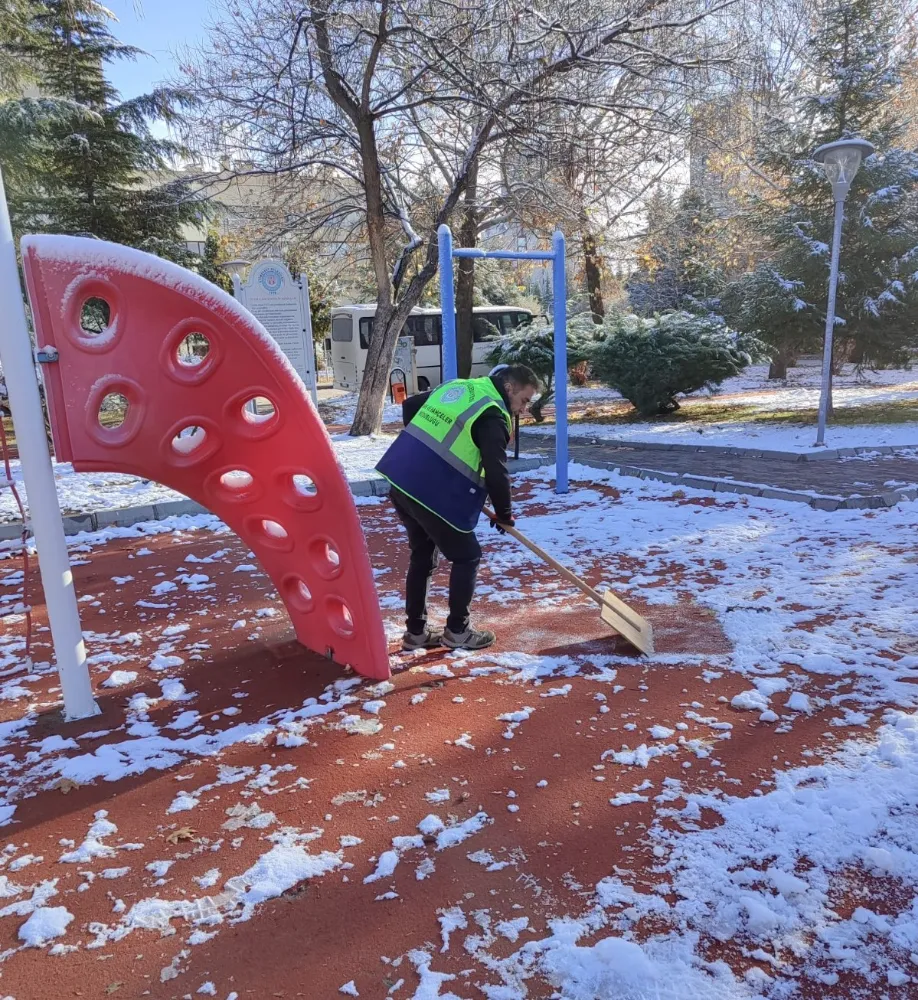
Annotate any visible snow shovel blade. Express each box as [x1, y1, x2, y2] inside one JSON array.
[[599, 590, 655, 655], [482, 506, 654, 655]]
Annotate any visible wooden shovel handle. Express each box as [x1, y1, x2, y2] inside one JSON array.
[[483, 506, 605, 607]]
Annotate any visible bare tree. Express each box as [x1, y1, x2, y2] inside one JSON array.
[[182, 0, 731, 434], [497, 94, 684, 323]]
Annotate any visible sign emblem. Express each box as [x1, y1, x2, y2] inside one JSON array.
[[257, 266, 285, 295], [441, 387, 466, 404]]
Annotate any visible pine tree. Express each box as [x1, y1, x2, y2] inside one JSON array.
[[0, 0, 93, 190], [194, 229, 233, 293], [590, 311, 763, 417], [627, 187, 677, 314], [486, 313, 594, 422], [627, 187, 722, 316], [3, 1, 206, 259], [0, 1, 34, 96], [723, 0, 918, 376]]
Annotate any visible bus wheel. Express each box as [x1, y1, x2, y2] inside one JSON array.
[[417, 376, 430, 391]]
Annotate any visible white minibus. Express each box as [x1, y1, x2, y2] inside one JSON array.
[[326, 304, 533, 391]]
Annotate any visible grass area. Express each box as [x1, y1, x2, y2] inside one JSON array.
[[1, 415, 26, 456], [529, 397, 918, 429]]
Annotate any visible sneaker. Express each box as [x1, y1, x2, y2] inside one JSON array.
[[401, 630, 443, 652], [442, 626, 495, 650]]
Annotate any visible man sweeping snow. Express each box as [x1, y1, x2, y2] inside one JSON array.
[[375, 364, 539, 651]]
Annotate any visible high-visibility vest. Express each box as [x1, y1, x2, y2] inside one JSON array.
[[375, 377, 511, 532]]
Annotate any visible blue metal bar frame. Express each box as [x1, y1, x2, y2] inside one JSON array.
[[437, 225, 457, 382], [437, 223, 568, 494]]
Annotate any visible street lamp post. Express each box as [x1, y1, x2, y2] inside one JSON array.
[[220, 258, 251, 294], [812, 137, 874, 447]]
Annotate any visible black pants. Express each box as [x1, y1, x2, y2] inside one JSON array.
[[390, 489, 481, 635]]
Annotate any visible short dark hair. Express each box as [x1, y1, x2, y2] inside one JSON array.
[[494, 364, 539, 392]]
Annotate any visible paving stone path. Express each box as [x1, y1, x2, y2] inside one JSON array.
[[522, 435, 918, 510]]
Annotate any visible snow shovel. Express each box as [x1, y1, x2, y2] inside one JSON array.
[[484, 507, 655, 655]]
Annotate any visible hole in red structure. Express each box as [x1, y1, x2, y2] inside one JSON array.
[[80, 297, 111, 337], [220, 470, 254, 491], [241, 397, 277, 424], [326, 597, 355, 638], [209, 467, 260, 505], [282, 575, 313, 614], [98, 392, 128, 429], [177, 332, 211, 367], [243, 514, 293, 551], [262, 519, 288, 541], [172, 425, 208, 456], [292, 474, 317, 497], [309, 538, 341, 579], [278, 469, 322, 512]]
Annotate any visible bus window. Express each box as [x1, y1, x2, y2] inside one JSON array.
[[472, 315, 501, 343], [501, 311, 531, 333], [332, 315, 353, 342], [406, 315, 441, 346], [359, 317, 373, 350], [362, 315, 441, 349]]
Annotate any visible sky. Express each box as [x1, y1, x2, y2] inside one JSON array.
[[105, 0, 214, 101]]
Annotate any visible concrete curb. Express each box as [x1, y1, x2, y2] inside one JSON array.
[[522, 432, 918, 463], [0, 458, 549, 541]]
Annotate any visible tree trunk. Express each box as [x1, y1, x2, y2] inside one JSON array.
[[583, 231, 604, 323], [768, 342, 795, 380], [310, 6, 479, 437], [529, 377, 553, 423], [455, 157, 479, 379], [768, 357, 787, 380], [325, 35, 494, 432], [351, 112, 402, 435]]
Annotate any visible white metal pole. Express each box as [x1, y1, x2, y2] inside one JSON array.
[[0, 168, 98, 720], [815, 198, 846, 447], [552, 230, 569, 494]]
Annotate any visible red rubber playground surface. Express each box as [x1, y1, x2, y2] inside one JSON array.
[[0, 467, 916, 998]]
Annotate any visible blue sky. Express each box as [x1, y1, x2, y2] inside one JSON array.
[[105, 0, 213, 100]]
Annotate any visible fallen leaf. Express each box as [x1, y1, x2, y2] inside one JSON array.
[[166, 827, 197, 845], [58, 778, 81, 795], [104, 984, 123, 995]]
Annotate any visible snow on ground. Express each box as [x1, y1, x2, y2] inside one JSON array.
[[317, 364, 918, 423], [320, 391, 404, 426], [544, 366, 918, 453], [4, 365, 914, 522], [1, 466, 179, 521], [327, 432, 392, 482], [403, 708, 918, 998], [528, 418, 918, 453], [697, 379, 918, 413], [569, 363, 918, 410], [715, 361, 918, 395], [0, 464, 916, 995], [540, 365, 918, 453], [0, 435, 395, 522]]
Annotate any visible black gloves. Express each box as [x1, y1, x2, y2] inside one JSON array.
[[491, 515, 515, 535]]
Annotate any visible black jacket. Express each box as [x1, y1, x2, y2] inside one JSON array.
[[402, 377, 513, 521]]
